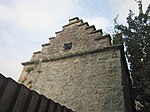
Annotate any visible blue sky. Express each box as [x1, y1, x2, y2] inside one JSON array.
[[0, 0, 149, 81]]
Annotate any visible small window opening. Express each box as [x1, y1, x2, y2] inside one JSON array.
[[64, 42, 72, 50]]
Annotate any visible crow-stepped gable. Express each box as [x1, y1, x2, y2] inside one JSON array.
[[19, 17, 132, 112]]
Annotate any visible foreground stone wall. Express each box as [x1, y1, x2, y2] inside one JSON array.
[[0, 74, 74, 112], [19, 17, 132, 112]]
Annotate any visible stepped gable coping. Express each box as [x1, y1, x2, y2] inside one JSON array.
[[22, 61, 37, 66], [95, 34, 111, 41], [41, 43, 50, 47], [49, 37, 55, 40], [95, 34, 112, 45], [33, 51, 42, 54], [89, 29, 103, 35], [42, 45, 122, 62], [63, 19, 83, 28], [77, 22, 89, 27], [55, 31, 62, 34], [69, 17, 79, 21], [85, 25, 96, 30]]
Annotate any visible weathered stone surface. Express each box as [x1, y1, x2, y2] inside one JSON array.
[[18, 18, 132, 112]]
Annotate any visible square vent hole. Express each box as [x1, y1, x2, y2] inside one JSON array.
[[64, 42, 72, 50]]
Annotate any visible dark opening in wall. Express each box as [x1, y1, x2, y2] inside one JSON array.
[[64, 42, 72, 50]]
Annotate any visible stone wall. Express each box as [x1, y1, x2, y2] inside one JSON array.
[[18, 17, 132, 112]]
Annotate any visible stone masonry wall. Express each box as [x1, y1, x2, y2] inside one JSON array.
[[18, 17, 130, 112]]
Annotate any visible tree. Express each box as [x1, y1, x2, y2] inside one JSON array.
[[114, 0, 150, 111]]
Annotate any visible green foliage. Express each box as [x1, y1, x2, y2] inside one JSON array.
[[114, 1, 150, 111], [25, 66, 34, 73], [113, 33, 124, 45], [25, 61, 39, 74]]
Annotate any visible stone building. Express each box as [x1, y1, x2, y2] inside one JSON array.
[[19, 17, 133, 112]]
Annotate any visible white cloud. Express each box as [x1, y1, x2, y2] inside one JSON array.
[[0, 54, 23, 81], [84, 17, 112, 33], [0, 30, 23, 80], [110, 0, 150, 24], [0, 0, 80, 32], [0, 0, 80, 80]]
